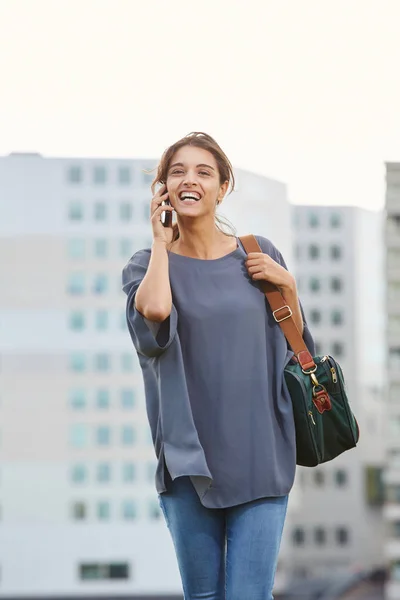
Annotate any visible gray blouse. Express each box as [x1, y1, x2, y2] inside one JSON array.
[[122, 235, 315, 509]]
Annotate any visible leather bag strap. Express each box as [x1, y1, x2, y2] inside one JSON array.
[[239, 234, 316, 372]]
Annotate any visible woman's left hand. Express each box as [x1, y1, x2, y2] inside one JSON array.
[[245, 252, 295, 290]]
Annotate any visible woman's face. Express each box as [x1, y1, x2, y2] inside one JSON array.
[[165, 145, 228, 219]]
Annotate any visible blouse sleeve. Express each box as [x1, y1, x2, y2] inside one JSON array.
[[257, 236, 316, 356], [121, 250, 178, 358]]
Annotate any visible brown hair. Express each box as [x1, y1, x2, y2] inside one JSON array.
[[149, 132, 236, 242]]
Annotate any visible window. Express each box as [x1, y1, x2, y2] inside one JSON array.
[[310, 309, 321, 325], [309, 245, 320, 260], [93, 166, 107, 184], [122, 499, 137, 520], [308, 212, 319, 228], [122, 463, 136, 482], [120, 238, 133, 257], [97, 501, 111, 520], [336, 527, 349, 545], [96, 426, 111, 446], [121, 353, 135, 372], [292, 527, 305, 546], [148, 499, 162, 520], [94, 239, 108, 258], [96, 389, 110, 409], [68, 166, 83, 183], [95, 310, 109, 331], [309, 277, 321, 292], [330, 245, 342, 260], [67, 272, 85, 295], [314, 470, 325, 486], [94, 202, 107, 221], [331, 277, 342, 292], [142, 169, 154, 185], [68, 201, 84, 221], [122, 425, 136, 446], [330, 212, 341, 228], [80, 563, 129, 581], [70, 424, 88, 448], [68, 239, 86, 259], [335, 469, 347, 487], [70, 353, 86, 372], [120, 202, 133, 221], [97, 463, 111, 482], [118, 166, 132, 185], [72, 501, 86, 520], [331, 310, 343, 326], [314, 527, 326, 545], [69, 388, 86, 410], [389, 348, 400, 370], [71, 464, 87, 483], [69, 311, 85, 331], [332, 342, 344, 357], [95, 353, 110, 372], [93, 274, 108, 295], [121, 389, 135, 409]]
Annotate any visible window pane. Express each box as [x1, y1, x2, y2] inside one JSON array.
[[148, 499, 162, 520], [309, 277, 321, 292], [68, 239, 86, 259], [70, 353, 86, 372], [310, 309, 321, 325], [309, 245, 320, 259], [122, 463, 136, 482], [118, 166, 132, 185], [97, 463, 111, 482], [96, 389, 110, 409], [71, 464, 87, 483], [93, 166, 107, 184], [72, 501, 86, 520], [93, 274, 108, 295], [122, 499, 137, 520], [67, 166, 82, 183], [292, 527, 305, 545], [120, 203, 133, 221], [314, 527, 326, 545], [67, 272, 85, 295], [70, 424, 88, 448], [335, 469, 347, 486], [120, 238, 133, 257], [314, 470, 324, 485], [97, 501, 111, 520], [330, 245, 342, 260], [122, 425, 136, 446], [332, 342, 344, 357], [330, 213, 341, 228], [121, 353, 135, 372], [94, 202, 107, 221], [308, 213, 319, 228], [96, 426, 111, 446], [68, 201, 84, 221], [69, 311, 85, 331], [94, 239, 108, 258], [331, 277, 342, 292], [69, 388, 86, 410], [332, 310, 343, 325], [95, 353, 110, 372], [121, 389, 135, 409], [336, 527, 349, 545], [95, 310, 109, 331]]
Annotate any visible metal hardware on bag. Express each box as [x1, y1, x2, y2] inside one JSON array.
[[310, 373, 319, 387], [320, 355, 328, 363], [330, 367, 338, 383], [308, 411, 316, 426], [312, 384, 327, 402], [301, 365, 317, 375], [273, 305, 293, 323]]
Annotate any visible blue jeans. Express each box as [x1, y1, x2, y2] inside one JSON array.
[[158, 475, 288, 600]]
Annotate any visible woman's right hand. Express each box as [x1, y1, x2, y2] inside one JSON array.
[[151, 184, 175, 245]]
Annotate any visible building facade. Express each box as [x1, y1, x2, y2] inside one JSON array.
[[0, 153, 295, 597], [287, 205, 386, 580], [383, 162, 400, 599]]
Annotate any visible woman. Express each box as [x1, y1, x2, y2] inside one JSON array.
[[122, 132, 314, 600]]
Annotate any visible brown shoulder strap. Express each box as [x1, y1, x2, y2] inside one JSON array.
[[239, 234, 315, 372]]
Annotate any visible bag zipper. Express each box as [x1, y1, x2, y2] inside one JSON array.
[[285, 370, 320, 462]]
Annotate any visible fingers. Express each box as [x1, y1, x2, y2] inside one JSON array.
[[151, 204, 174, 219]]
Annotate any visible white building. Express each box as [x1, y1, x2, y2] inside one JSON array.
[[287, 205, 386, 580], [0, 152, 295, 598], [383, 162, 400, 600]]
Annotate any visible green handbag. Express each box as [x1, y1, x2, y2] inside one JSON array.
[[239, 235, 360, 467]]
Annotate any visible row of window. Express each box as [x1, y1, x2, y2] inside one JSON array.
[[69, 353, 135, 373], [67, 272, 125, 295], [313, 341, 345, 357], [70, 462, 152, 484], [295, 244, 342, 261], [67, 165, 153, 186], [69, 311, 129, 332], [69, 388, 136, 410], [68, 200, 150, 222], [67, 238, 144, 260], [297, 276, 344, 293], [294, 211, 342, 229], [70, 424, 140, 447], [298, 468, 348, 487], [71, 498, 160, 521], [80, 562, 130, 581], [292, 526, 350, 546], [307, 309, 344, 326]]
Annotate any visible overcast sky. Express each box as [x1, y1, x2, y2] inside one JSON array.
[[1, 0, 400, 210]]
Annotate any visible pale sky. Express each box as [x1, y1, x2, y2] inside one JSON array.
[[1, 0, 400, 210]]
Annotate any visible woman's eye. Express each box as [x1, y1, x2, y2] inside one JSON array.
[[171, 170, 184, 175], [199, 171, 210, 176]]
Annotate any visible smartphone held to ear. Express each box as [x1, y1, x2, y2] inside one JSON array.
[[161, 199, 172, 228]]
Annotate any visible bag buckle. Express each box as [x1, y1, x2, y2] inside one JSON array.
[[273, 305, 292, 323]]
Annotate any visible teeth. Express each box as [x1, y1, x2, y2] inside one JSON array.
[[180, 193, 200, 201]]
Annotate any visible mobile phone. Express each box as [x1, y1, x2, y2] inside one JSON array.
[[161, 199, 172, 228]]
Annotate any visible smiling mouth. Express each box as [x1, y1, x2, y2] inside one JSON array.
[[179, 192, 201, 203]]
